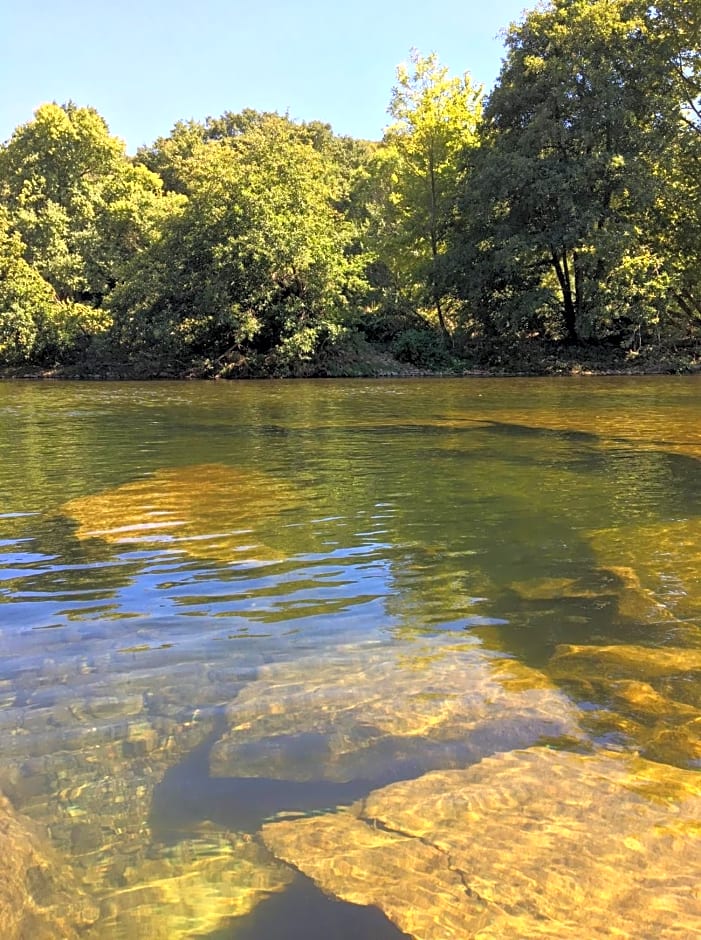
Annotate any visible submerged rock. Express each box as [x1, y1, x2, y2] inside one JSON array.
[[589, 518, 701, 631], [509, 565, 663, 625], [210, 637, 582, 782], [551, 642, 701, 679], [549, 642, 701, 765], [0, 790, 98, 938], [262, 747, 701, 939], [0, 662, 225, 932], [61, 462, 300, 564], [0, 553, 286, 936], [0, 698, 291, 937]]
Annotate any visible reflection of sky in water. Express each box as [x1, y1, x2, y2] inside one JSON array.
[[0, 528, 505, 680]]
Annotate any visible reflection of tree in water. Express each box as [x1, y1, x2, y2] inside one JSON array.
[[381, 420, 701, 647], [0, 513, 143, 603]]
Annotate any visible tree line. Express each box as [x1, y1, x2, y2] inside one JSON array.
[[1, 0, 699, 377]]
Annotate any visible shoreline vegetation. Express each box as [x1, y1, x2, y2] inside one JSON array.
[[3, 340, 701, 381], [1, 0, 699, 382]]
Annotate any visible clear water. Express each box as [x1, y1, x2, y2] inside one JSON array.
[[1, 377, 700, 937]]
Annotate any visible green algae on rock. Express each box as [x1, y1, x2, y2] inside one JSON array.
[[262, 747, 701, 939]]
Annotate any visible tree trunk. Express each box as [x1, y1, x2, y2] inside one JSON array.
[[551, 248, 578, 343], [428, 147, 451, 343], [675, 289, 701, 320]]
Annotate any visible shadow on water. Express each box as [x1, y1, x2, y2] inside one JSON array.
[[206, 872, 411, 940], [481, 419, 598, 443], [150, 711, 409, 839], [151, 711, 413, 940]]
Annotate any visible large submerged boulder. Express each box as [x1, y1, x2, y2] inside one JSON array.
[[210, 637, 583, 782], [551, 642, 701, 679], [262, 747, 701, 939], [61, 462, 300, 564]]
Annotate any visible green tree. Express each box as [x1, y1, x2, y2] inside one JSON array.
[[0, 210, 55, 363], [643, 0, 701, 332], [137, 111, 375, 200], [110, 116, 358, 375], [450, 0, 681, 346], [373, 51, 482, 340], [649, 0, 700, 135], [0, 207, 103, 366], [0, 103, 177, 307]]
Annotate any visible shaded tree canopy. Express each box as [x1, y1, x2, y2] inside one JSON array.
[[447, 0, 697, 347]]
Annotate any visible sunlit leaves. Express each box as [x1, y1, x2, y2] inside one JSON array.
[[369, 51, 482, 338], [110, 114, 358, 374], [1, 9, 699, 374], [0, 102, 178, 307], [449, 0, 689, 345], [0, 207, 112, 365]]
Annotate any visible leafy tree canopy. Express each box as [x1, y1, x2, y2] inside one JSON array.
[[111, 115, 360, 375], [368, 51, 482, 339], [0, 102, 178, 306], [448, 0, 691, 346]]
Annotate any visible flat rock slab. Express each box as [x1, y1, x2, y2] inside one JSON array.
[[262, 747, 701, 939], [210, 638, 582, 782], [590, 518, 701, 629], [551, 642, 701, 680], [508, 565, 669, 626]]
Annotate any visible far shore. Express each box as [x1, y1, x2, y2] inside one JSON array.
[[2, 346, 700, 383]]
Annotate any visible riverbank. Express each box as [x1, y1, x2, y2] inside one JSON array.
[[2, 338, 700, 381]]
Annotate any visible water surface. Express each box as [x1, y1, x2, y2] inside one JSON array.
[[1, 377, 700, 937]]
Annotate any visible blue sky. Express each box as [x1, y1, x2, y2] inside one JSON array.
[[2, 1, 528, 153]]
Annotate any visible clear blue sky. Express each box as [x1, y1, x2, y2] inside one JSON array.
[[2, 1, 529, 153]]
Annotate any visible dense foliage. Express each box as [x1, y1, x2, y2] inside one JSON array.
[[1, 0, 699, 377]]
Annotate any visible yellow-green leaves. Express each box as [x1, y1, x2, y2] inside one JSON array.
[[450, 0, 687, 345], [372, 51, 482, 338], [108, 113, 359, 376], [0, 103, 174, 307]]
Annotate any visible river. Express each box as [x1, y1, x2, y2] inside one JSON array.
[[1, 377, 700, 937]]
